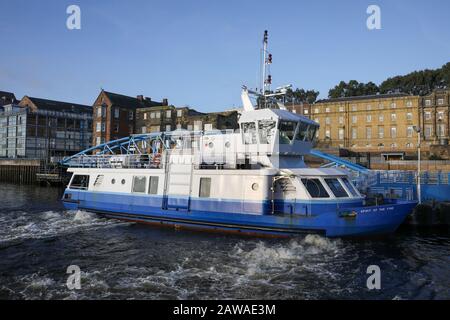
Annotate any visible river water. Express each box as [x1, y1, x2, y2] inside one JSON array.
[[0, 183, 448, 300]]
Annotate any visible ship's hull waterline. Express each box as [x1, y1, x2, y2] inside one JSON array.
[[62, 190, 417, 237]]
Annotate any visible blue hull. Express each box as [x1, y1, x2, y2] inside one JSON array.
[[62, 190, 417, 237]]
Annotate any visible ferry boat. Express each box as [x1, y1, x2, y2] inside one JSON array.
[[61, 32, 417, 237]]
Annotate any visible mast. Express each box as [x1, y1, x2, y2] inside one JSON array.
[[261, 30, 272, 108]]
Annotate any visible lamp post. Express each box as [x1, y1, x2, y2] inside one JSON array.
[[413, 126, 421, 204]]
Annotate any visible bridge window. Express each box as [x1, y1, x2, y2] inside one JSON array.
[[301, 178, 330, 198], [132, 176, 147, 193], [242, 122, 257, 144], [199, 177, 211, 198], [341, 177, 359, 197], [258, 120, 276, 144], [296, 122, 309, 141], [307, 126, 318, 141], [324, 178, 348, 198], [148, 176, 159, 195], [279, 121, 297, 144], [69, 175, 90, 190]]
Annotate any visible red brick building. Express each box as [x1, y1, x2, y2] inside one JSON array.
[[92, 90, 168, 145]]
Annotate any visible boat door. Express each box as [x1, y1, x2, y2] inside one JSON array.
[[163, 156, 193, 211]]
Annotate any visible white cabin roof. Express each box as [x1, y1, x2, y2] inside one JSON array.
[[238, 108, 318, 127]]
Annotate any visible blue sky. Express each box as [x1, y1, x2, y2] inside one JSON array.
[[0, 0, 449, 112]]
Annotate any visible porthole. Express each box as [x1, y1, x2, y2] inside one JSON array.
[[252, 183, 259, 191], [111, 179, 116, 184], [208, 142, 214, 148], [121, 179, 126, 185], [225, 141, 231, 148]]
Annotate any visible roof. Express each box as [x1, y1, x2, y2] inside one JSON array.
[[0, 91, 17, 104], [102, 91, 165, 109], [239, 108, 318, 126], [23, 96, 92, 113], [316, 93, 411, 104]]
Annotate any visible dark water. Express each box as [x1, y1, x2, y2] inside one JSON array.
[[0, 184, 449, 300]]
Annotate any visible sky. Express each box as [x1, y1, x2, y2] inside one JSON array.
[[0, 0, 449, 112]]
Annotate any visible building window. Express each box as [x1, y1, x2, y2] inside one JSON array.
[[391, 113, 397, 122], [351, 127, 357, 139], [339, 105, 344, 112], [378, 103, 384, 109], [96, 122, 101, 132], [141, 126, 147, 133], [97, 106, 102, 117], [438, 124, 445, 137], [390, 127, 397, 138], [391, 102, 396, 108], [406, 100, 412, 107], [339, 116, 344, 125], [406, 113, 412, 121], [366, 105, 371, 111], [406, 143, 413, 148], [425, 111, 431, 120], [96, 136, 101, 145], [366, 127, 372, 139], [187, 124, 193, 131], [303, 109, 309, 114], [114, 124, 119, 133], [148, 176, 159, 194], [425, 99, 431, 106], [166, 110, 171, 118], [101, 123, 105, 132], [325, 107, 330, 113], [366, 115, 372, 123], [378, 126, 384, 139], [325, 129, 331, 139], [351, 105, 357, 112], [338, 128, 344, 140], [314, 108, 319, 114], [199, 177, 211, 198], [437, 111, 444, 120], [425, 125, 432, 138], [325, 117, 330, 125], [128, 111, 134, 120], [407, 126, 413, 138], [379, 114, 384, 122], [150, 112, 155, 119], [177, 110, 183, 117], [391, 143, 397, 149], [143, 113, 148, 120], [204, 123, 213, 131], [132, 176, 147, 193], [352, 116, 357, 124], [165, 125, 171, 132], [114, 108, 120, 119], [156, 112, 161, 119], [438, 98, 444, 105]]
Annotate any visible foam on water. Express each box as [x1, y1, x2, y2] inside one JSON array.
[[0, 209, 130, 245]]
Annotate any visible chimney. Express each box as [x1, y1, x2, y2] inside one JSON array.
[[162, 98, 168, 106], [137, 95, 144, 101]]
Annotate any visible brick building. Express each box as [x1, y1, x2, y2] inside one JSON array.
[[285, 101, 312, 118], [91, 90, 168, 145], [0, 91, 17, 107]]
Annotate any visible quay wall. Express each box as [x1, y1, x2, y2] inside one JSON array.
[[0, 159, 41, 184]]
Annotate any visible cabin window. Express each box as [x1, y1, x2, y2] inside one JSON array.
[[301, 178, 330, 198], [279, 121, 297, 144], [242, 122, 257, 144], [307, 126, 318, 141], [132, 176, 147, 193], [70, 175, 90, 190], [258, 120, 276, 144], [199, 177, 211, 198], [341, 177, 359, 197], [324, 178, 348, 198], [296, 122, 309, 141], [148, 176, 159, 195]]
